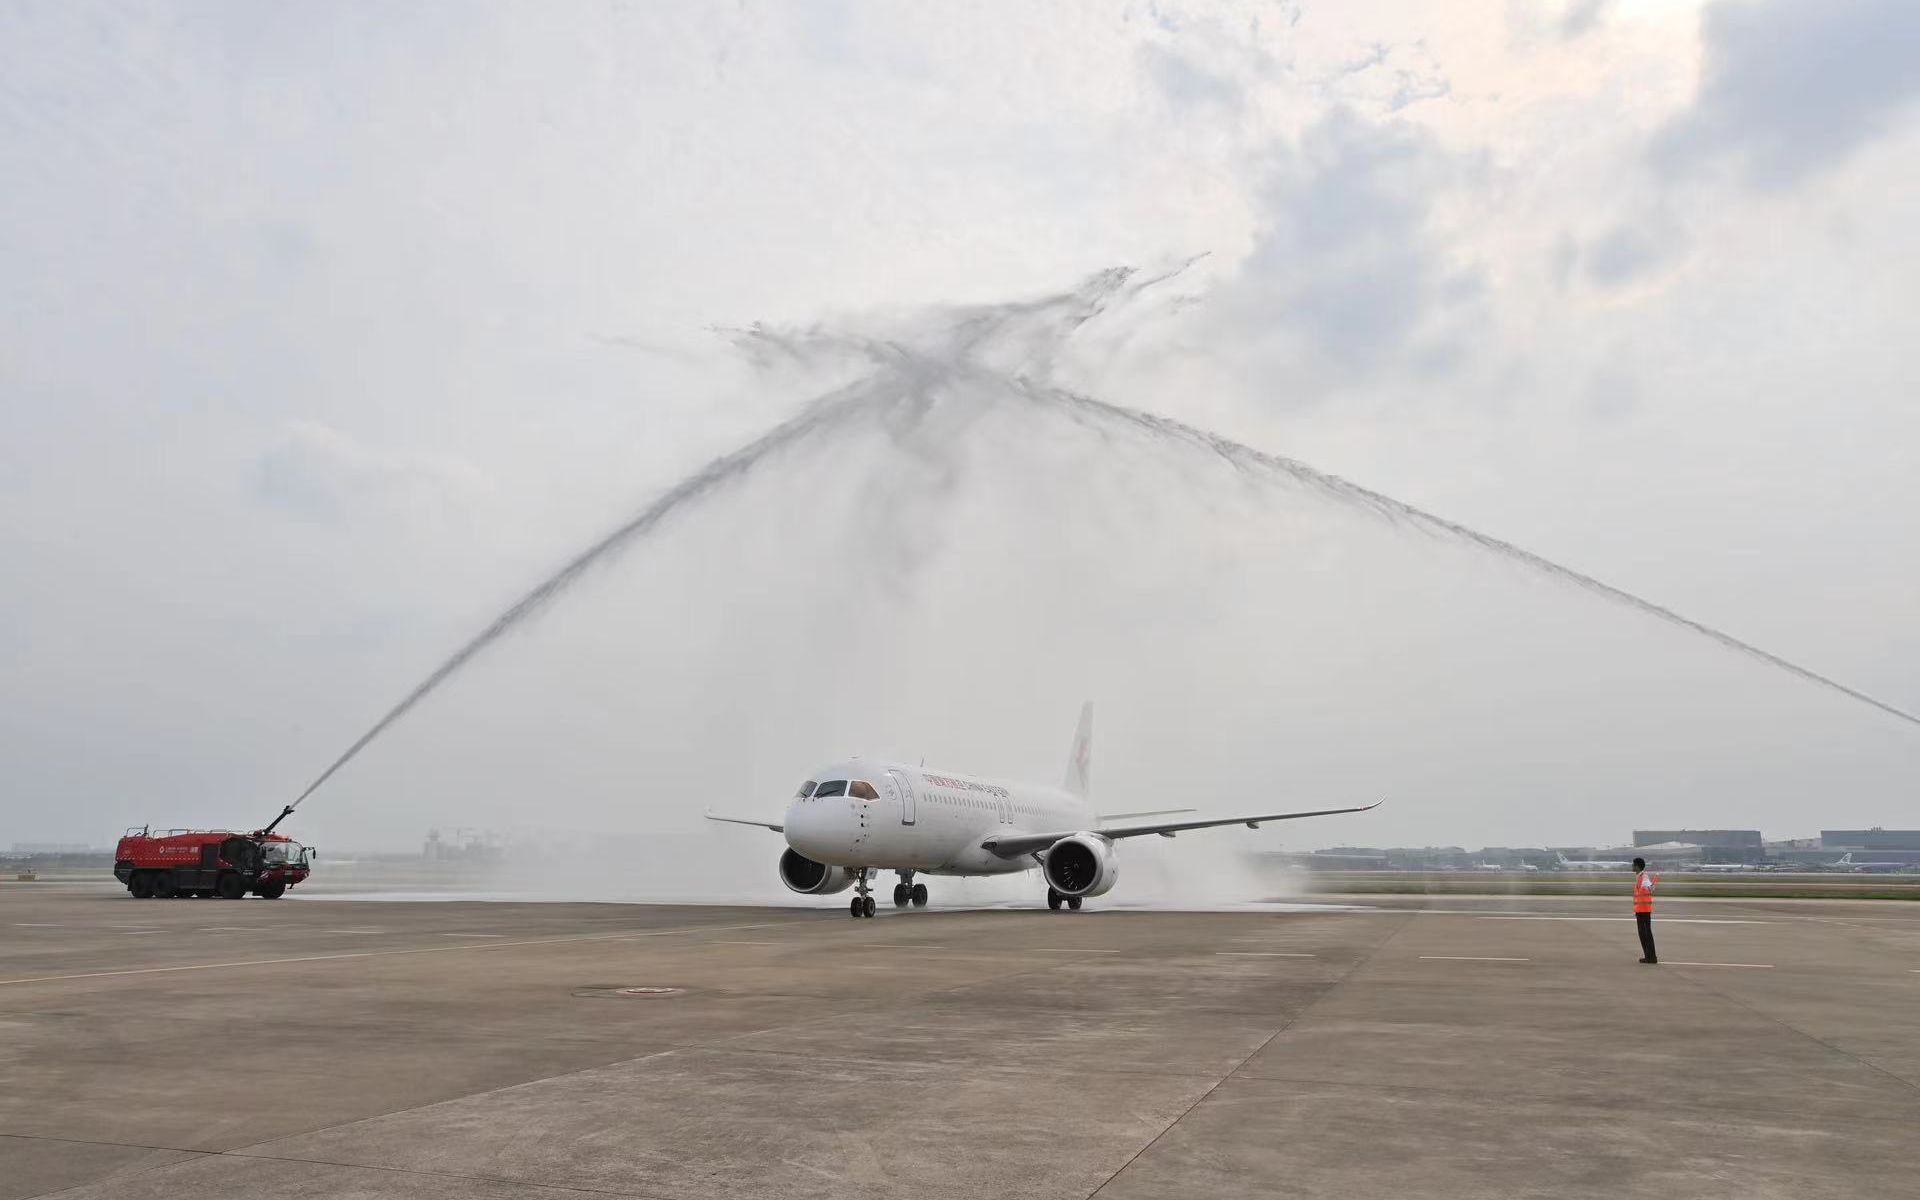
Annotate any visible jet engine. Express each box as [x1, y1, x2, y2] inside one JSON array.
[[1041, 833, 1119, 898], [779, 848, 855, 896]]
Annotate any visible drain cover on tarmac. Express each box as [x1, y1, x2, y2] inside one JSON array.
[[571, 984, 687, 999]]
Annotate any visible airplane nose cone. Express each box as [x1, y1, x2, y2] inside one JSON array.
[[783, 799, 845, 862]]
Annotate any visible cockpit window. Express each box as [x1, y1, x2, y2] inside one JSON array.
[[849, 780, 879, 800], [795, 781, 816, 798], [813, 780, 848, 798]]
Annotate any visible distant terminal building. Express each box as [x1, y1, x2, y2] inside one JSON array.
[[1633, 830, 1762, 865], [1819, 829, 1920, 867], [1760, 829, 1920, 869]]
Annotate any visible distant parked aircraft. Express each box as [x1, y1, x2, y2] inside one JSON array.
[[1827, 852, 1906, 873], [1555, 851, 1633, 871]]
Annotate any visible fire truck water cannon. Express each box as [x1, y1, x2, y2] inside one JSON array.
[[113, 804, 316, 900]]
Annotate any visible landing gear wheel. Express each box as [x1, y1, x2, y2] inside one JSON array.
[[911, 883, 928, 907], [893, 884, 908, 907], [1047, 888, 1063, 911], [216, 873, 247, 900], [129, 872, 154, 899], [849, 868, 877, 918], [1067, 896, 1083, 911], [150, 872, 176, 899]]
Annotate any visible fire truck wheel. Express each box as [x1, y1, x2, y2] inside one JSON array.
[[216, 873, 247, 900], [258, 884, 286, 899], [129, 872, 155, 899], [150, 872, 176, 899]]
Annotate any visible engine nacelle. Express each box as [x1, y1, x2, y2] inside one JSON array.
[[1042, 833, 1119, 898], [779, 848, 855, 896]]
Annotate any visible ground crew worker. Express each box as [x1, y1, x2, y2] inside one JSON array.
[[1633, 856, 1658, 964]]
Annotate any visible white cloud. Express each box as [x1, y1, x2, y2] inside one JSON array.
[[1652, 0, 1920, 188], [1581, 207, 1690, 289], [1174, 106, 1488, 405], [255, 422, 486, 522]]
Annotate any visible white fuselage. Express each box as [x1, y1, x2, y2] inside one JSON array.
[[783, 759, 1090, 875]]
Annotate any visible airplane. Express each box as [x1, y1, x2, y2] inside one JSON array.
[[1554, 851, 1635, 871], [1689, 860, 1764, 873], [1827, 852, 1907, 873], [707, 703, 1379, 917]]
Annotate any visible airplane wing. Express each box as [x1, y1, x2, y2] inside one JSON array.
[[980, 801, 1381, 860], [705, 812, 784, 833]]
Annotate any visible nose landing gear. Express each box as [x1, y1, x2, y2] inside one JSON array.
[[849, 869, 877, 918]]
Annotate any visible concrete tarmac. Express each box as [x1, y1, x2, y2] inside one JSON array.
[[3, 884, 1917, 1199]]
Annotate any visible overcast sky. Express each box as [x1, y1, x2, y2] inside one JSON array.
[[3, 1, 1917, 862]]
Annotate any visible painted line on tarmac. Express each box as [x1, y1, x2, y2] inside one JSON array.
[[1479, 916, 1765, 924], [0, 951, 381, 984], [1666, 961, 1774, 969], [12, 923, 63, 927], [318, 929, 388, 935], [1419, 955, 1531, 963], [0, 918, 818, 987], [1217, 951, 1316, 957], [616, 922, 799, 938], [1360, 907, 1778, 922]]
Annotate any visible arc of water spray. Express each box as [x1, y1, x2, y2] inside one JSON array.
[[288, 268, 1919, 810], [1037, 383, 1920, 732], [285, 378, 887, 810]]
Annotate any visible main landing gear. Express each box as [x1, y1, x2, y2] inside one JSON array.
[[851, 870, 932, 918], [849, 869, 877, 919], [892, 870, 929, 909], [1046, 887, 1082, 912]]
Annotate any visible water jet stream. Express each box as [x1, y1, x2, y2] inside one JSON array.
[[286, 376, 886, 808], [287, 270, 1918, 809], [1038, 384, 1920, 732]]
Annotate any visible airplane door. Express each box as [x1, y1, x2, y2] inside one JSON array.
[[887, 769, 916, 826]]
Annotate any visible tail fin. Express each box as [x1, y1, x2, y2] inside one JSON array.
[[1064, 701, 1093, 800]]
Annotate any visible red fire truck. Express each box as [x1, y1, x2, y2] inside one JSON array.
[[114, 806, 313, 899]]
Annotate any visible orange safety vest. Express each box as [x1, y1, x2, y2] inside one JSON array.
[[1633, 871, 1657, 914]]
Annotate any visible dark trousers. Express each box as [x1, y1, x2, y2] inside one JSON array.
[[1636, 912, 1657, 962]]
